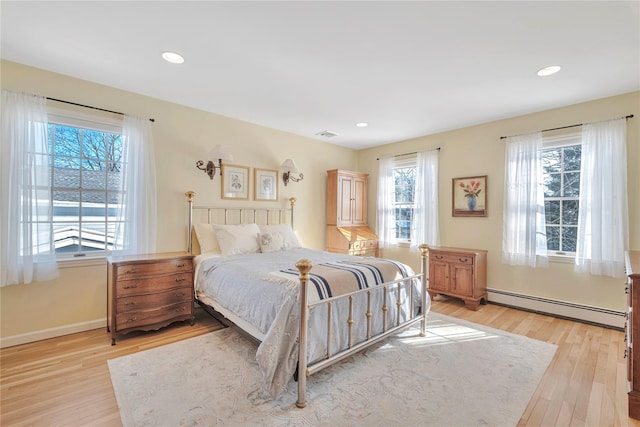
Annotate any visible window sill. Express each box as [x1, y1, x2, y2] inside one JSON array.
[[57, 256, 107, 269], [548, 254, 575, 264]]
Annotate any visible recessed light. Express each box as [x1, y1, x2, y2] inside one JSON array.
[[162, 51, 185, 64], [537, 65, 561, 77], [355, 122, 368, 128]]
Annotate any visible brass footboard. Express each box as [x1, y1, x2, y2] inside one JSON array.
[[296, 245, 429, 408]]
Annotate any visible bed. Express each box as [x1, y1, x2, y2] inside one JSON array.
[[185, 191, 430, 407]]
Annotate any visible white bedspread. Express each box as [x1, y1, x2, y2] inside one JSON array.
[[195, 248, 429, 398]]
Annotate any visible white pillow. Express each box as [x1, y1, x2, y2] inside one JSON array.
[[259, 232, 285, 253], [213, 223, 261, 256], [258, 224, 301, 249], [193, 223, 221, 254]]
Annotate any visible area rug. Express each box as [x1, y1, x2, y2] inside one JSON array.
[[108, 312, 556, 427]]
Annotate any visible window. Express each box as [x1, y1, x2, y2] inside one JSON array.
[[541, 137, 581, 257], [47, 112, 124, 258], [393, 159, 416, 242]]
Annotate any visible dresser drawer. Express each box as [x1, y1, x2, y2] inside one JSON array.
[[117, 287, 193, 312], [116, 258, 193, 280], [350, 239, 377, 251], [349, 248, 377, 257], [116, 301, 192, 330], [116, 272, 193, 296], [431, 252, 474, 265]]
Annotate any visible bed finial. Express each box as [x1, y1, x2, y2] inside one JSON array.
[[185, 191, 196, 202]]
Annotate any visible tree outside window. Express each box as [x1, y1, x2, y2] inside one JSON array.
[[542, 144, 581, 255], [393, 166, 416, 241], [48, 123, 124, 256]]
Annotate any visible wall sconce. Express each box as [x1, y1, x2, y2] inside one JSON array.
[[196, 145, 233, 180], [280, 158, 304, 186]]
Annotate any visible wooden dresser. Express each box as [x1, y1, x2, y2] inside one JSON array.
[[427, 246, 487, 310], [326, 169, 378, 256], [107, 252, 195, 345], [626, 250, 640, 419]]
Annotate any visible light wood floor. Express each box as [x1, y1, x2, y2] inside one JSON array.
[[1, 299, 640, 426]]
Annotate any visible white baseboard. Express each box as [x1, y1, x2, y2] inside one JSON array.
[[487, 288, 625, 330], [1, 318, 106, 349]]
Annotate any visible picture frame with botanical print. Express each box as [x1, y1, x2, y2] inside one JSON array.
[[221, 164, 250, 200], [254, 168, 278, 201], [452, 175, 487, 217]]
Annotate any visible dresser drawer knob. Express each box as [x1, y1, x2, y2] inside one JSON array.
[[124, 268, 139, 274], [175, 292, 186, 297], [458, 257, 469, 263], [175, 277, 186, 283], [126, 318, 136, 323], [175, 307, 185, 312], [435, 255, 444, 260], [123, 301, 136, 306], [122, 284, 138, 290]]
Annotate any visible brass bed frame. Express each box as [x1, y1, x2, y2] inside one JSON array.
[[185, 191, 429, 408]]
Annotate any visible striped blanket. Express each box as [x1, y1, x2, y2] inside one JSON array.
[[272, 257, 415, 302]]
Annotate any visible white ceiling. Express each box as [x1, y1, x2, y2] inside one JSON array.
[[2, 1, 639, 149]]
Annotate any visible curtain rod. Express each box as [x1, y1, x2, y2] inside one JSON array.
[[499, 114, 633, 140], [47, 97, 155, 122], [376, 147, 440, 161]]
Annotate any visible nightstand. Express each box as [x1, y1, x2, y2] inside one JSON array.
[[107, 252, 195, 345]]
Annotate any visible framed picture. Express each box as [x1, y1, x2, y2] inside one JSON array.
[[221, 164, 250, 200], [254, 168, 278, 201], [452, 175, 487, 217]]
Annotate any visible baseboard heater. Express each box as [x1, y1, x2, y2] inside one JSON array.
[[487, 288, 625, 330]]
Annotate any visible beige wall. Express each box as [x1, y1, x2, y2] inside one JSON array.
[[358, 91, 640, 312], [0, 60, 358, 342], [2, 59, 638, 344]]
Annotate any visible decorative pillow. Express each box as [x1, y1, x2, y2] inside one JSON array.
[[258, 232, 285, 253], [213, 223, 261, 256], [193, 223, 221, 254], [258, 224, 302, 249]]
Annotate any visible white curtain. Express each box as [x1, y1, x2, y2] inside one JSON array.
[[575, 118, 628, 277], [411, 149, 439, 251], [114, 115, 157, 255], [376, 156, 397, 248], [502, 131, 548, 267], [1, 89, 59, 286]]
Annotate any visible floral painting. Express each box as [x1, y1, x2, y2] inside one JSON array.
[[452, 175, 487, 217]]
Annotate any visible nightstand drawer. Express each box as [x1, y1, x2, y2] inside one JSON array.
[[116, 301, 192, 330], [431, 253, 474, 265], [117, 287, 193, 312], [116, 272, 192, 296], [116, 258, 193, 280]]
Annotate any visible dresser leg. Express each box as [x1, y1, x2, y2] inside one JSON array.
[[464, 299, 481, 311]]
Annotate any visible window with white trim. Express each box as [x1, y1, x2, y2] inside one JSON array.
[[541, 134, 581, 257], [47, 111, 124, 258], [393, 158, 416, 242]]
